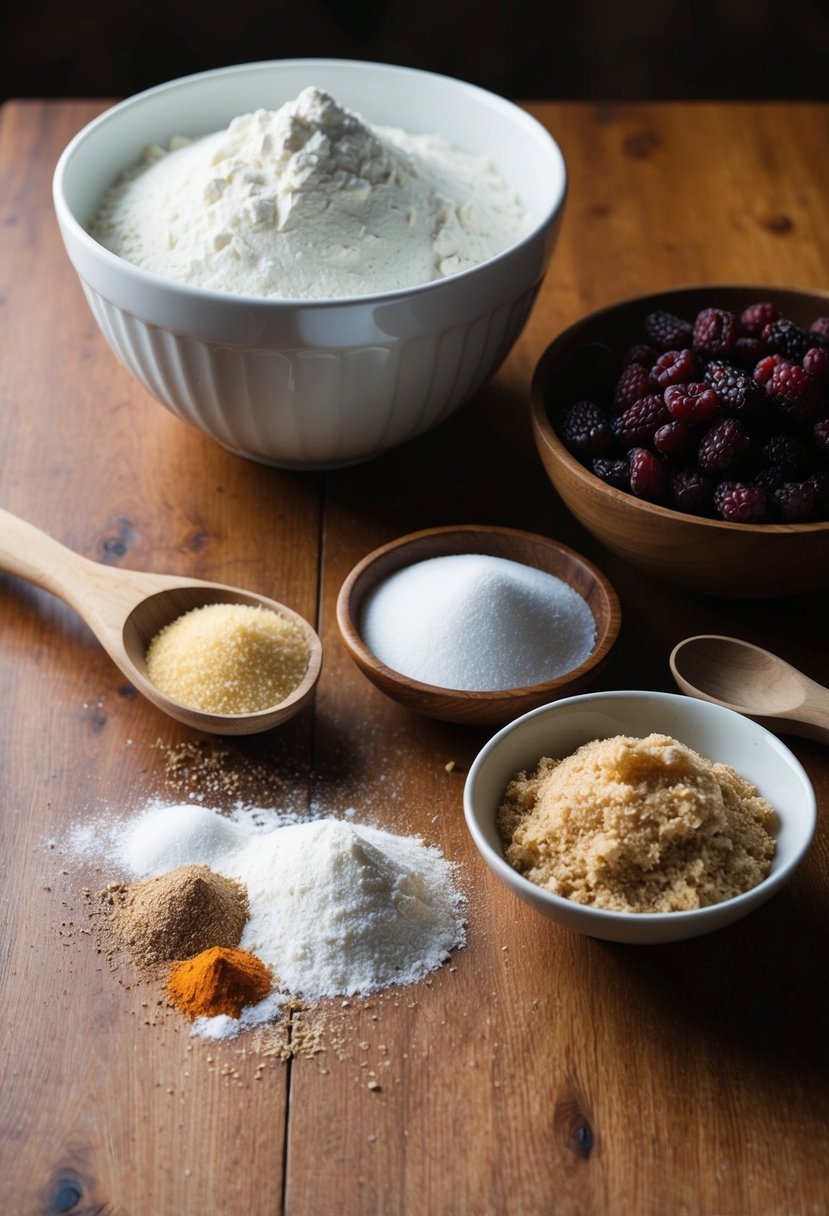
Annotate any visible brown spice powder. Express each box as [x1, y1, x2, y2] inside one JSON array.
[[104, 864, 249, 970]]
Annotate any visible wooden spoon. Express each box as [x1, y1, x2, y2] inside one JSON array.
[[669, 634, 829, 745], [0, 508, 322, 735]]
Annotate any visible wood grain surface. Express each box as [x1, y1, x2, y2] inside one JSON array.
[[2, 98, 828, 1216]]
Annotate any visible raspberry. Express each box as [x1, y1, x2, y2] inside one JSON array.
[[753, 353, 785, 386], [767, 361, 824, 421], [592, 457, 630, 491], [644, 310, 693, 352], [703, 360, 766, 418], [670, 467, 714, 515], [613, 363, 651, 410], [629, 447, 666, 501], [654, 420, 692, 460], [773, 480, 817, 523], [762, 318, 817, 361], [802, 346, 829, 385], [664, 381, 719, 425], [624, 343, 657, 368], [714, 482, 767, 523], [698, 417, 751, 475], [611, 394, 670, 447], [740, 301, 780, 336], [649, 348, 696, 389], [558, 400, 612, 457], [693, 307, 738, 357]]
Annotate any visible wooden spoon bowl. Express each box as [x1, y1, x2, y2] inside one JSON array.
[[336, 524, 621, 726]]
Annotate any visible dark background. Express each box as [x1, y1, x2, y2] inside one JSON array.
[[3, 0, 829, 102]]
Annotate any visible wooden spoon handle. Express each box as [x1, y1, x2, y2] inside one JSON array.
[[0, 508, 111, 602]]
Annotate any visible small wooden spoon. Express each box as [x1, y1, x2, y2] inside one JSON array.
[[0, 508, 322, 735], [670, 634, 829, 745]]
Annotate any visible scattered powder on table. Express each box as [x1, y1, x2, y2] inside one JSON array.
[[498, 733, 777, 913], [359, 553, 596, 691], [104, 863, 248, 968], [145, 602, 309, 714], [167, 945, 272, 1019]]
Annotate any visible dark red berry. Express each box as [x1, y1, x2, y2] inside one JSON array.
[[767, 361, 823, 420], [624, 343, 657, 368], [644, 310, 693, 352], [664, 381, 719, 425], [654, 420, 692, 460], [714, 481, 767, 523], [693, 307, 738, 357], [753, 353, 785, 386], [802, 346, 829, 385], [611, 394, 670, 446], [740, 301, 780, 336], [628, 447, 666, 501], [773, 480, 817, 523], [704, 360, 766, 418], [809, 316, 829, 339], [698, 417, 751, 475], [559, 400, 612, 457], [649, 348, 696, 389], [670, 467, 714, 515], [613, 363, 651, 411], [592, 457, 630, 491]]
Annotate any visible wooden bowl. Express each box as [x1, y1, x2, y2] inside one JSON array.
[[336, 525, 621, 726], [530, 285, 829, 598]]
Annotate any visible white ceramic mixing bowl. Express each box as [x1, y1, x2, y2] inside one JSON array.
[[464, 690, 816, 945], [53, 59, 567, 469]]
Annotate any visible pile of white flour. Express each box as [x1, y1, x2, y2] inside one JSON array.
[[90, 87, 530, 298]]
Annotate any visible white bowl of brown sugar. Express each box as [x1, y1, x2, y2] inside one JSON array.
[[463, 690, 816, 944]]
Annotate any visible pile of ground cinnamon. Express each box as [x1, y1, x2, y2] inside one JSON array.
[[104, 864, 248, 969]]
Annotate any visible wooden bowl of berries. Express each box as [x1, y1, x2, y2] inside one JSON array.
[[530, 285, 829, 598]]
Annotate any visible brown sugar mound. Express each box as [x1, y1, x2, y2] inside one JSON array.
[[106, 864, 249, 969], [167, 946, 272, 1019], [497, 733, 777, 913]]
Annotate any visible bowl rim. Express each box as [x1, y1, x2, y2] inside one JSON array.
[[335, 523, 621, 700], [530, 283, 829, 536], [52, 56, 568, 309], [463, 687, 817, 927]]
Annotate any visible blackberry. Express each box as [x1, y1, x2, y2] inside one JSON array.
[[664, 381, 719, 426], [772, 480, 817, 523], [740, 301, 780, 336], [807, 470, 829, 515], [613, 363, 651, 411], [654, 420, 692, 461], [734, 336, 768, 368], [644, 310, 693, 352], [592, 457, 630, 491], [767, 361, 824, 421], [670, 467, 714, 515], [558, 400, 612, 457], [649, 348, 696, 389], [628, 447, 666, 501], [703, 360, 766, 418], [693, 307, 738, 357], [714, 482, 768, 523], [760, 434, 810, 478], [762, 318, 819, 361], [611, 394, 670, 447], [698, 417, 751, 475]]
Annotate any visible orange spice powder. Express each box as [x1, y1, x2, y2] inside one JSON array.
[[167, 945, 272, 1020]]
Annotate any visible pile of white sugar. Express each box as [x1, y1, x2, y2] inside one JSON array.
[[74, 802, 466, 1005], [360, 553, 597, 691], [90, 87, 531, 299]]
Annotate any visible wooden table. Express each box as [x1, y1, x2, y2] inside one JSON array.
[[1, 99, 828, 1216]]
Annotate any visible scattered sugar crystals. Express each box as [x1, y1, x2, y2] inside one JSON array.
[[360, 553, 597, 691]]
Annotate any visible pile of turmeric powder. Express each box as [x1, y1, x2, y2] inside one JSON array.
[[167, 946, 272, 1019]]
